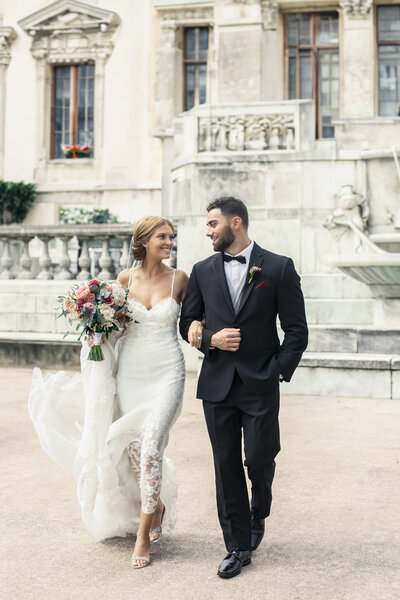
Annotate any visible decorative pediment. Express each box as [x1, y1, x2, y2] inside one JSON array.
[[18, 0, 120, 63], [18, 0, 120, 35]]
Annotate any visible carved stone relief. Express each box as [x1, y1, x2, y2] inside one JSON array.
[[261, 0, 279, 30], [0, 23, 17, 66], [198, 113, 296, 152], [160, 7, 214, 24], [18, 0, 120, 63], [339, 0, 373, 17]]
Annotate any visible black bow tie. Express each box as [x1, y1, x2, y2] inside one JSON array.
[[223, 254, 246, 264]]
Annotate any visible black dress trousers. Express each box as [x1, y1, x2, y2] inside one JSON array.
[[203, 370, 280, 552]]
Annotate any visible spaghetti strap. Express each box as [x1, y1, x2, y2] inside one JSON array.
[[170, 269, 176, 298], [128, 266, 134, 289]]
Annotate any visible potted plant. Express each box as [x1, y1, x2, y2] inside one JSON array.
[[64, 144, 91, 158]]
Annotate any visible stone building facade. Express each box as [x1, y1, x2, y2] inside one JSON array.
[[1, 0, 400, 396]]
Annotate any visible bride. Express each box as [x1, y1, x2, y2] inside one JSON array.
[[29, 216, 202, 569]]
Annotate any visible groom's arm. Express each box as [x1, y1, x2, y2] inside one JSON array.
[[276, 258, 308, 382], [179, 265, 213, 357]]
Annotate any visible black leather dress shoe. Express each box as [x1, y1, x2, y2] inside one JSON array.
[[217, 550, 252, 579], [250, 513, 265, 551]]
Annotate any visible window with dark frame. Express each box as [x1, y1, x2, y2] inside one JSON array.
[[378, 6, 400, 116], [286, 12, 339, 138], [183, 27, 209, 111], [51, 64, 95, 159]]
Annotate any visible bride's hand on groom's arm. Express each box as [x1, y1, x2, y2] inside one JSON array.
[[188, 320, 203, 349], [210, 328, 241, 352]]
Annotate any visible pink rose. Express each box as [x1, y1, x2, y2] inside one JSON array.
[[86, 292, 95, 303], [76, 284, 91, 301], [83, 302, 95, 312], [64, 299, 77, 312]]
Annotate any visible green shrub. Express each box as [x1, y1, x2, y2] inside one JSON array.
[[59, 207, 119, 225], [0, 180, 37, 224]]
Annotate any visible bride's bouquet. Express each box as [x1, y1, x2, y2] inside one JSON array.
[[58, 279, 133, 361]]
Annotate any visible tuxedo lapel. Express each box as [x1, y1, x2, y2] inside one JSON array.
[[212, 253, 235, 317], [236, 243, 264, 316]]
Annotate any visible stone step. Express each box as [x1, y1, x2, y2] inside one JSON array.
[[307, 326, 400, 354], [301, 273, 372, 300], [284, 352, 400, 399], [0, 332, 200, 373], [0, 332, 81, 369], [304, 299, 374, 325]]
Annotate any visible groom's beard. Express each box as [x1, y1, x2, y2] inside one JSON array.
[[213, 225, 235, 253]]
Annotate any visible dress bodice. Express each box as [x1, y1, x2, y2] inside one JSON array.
[[126, 296, 180, 335]]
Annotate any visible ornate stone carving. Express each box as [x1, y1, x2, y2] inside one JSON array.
[[159, 7, 214, 23], [261, 0, 279, 30], [0, 25, 17, 66], [198, 113, 295, 152], [160, 20, 178, 50], [339, 0, 373, 17], [18, 0, 120, 62], [324, 185, 370, 233]]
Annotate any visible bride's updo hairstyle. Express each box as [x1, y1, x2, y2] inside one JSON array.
[[131, 216, 175, 261]]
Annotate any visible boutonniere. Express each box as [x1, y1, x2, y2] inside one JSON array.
[[248, 264, 261, 284]]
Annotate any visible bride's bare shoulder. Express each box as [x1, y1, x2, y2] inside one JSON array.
[[116, 269, 130, 286], [174, 269, 188, 283]]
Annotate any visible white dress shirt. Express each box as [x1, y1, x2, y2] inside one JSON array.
[[224, 240, 254, 312]]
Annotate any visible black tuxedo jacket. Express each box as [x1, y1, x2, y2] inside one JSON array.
[[179, 242, 308, 403]]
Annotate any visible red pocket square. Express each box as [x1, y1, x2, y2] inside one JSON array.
[[255, 280, 271, 289]]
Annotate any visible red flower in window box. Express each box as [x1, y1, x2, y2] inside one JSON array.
[[64, 144, 91, 158]]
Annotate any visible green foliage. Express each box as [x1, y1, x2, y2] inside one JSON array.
[[59, 207, 119, 225], [0, 180, 37, 224]]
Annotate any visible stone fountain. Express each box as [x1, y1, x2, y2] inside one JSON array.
[[325, 184, 400, 327]]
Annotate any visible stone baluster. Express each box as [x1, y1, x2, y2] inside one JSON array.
[[0, 237, 14, 279], [55, 235, 73, 279], [98, 236, 114, 280], [76, 235, 92, 281], [119, 236, 131, 271], [37, 235, 54, 279], [17, 236, 34, 279]]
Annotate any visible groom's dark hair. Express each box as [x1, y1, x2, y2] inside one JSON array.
[[207, 196, 249, 229]]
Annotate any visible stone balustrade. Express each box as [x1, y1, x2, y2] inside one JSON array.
[[0, 224, 136, 281], [173, 100, 316, 160]]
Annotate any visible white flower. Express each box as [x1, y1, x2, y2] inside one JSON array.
[[111, 282, 126, 307], [99, 304, 115, 325]]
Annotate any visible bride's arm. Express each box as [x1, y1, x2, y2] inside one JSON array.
[[176, 270, 202, 348]]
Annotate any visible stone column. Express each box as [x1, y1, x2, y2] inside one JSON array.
[[214, 0, 264, 102], [154, 20, 180, 216], [260, 0, 283, 101], [0, 22, 17, 178], [339, 0, 375, 117]]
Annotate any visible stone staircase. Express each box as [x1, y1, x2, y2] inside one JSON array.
[[1, 275, 399, 398], [285, 274, 400, 399]]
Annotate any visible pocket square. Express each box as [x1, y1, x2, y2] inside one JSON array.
[[255, 280, 271, 289]]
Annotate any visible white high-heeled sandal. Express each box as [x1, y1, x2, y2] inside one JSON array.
[[130, 555, 150, 569], [149, 505, 166, 544]]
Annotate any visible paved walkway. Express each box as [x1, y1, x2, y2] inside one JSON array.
[[1, 368, 399, 600]]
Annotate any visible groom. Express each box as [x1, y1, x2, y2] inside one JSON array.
[[180, 197, 308, 578]]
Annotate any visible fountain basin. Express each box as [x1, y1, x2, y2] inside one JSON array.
[[329, 253, 400, 299], [369, 233, 400, 254]]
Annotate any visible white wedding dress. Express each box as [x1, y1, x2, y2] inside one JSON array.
[[28, 269, 185, 540]]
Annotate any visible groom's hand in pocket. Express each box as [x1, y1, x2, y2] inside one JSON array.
[[210, 328, 241, 352]]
